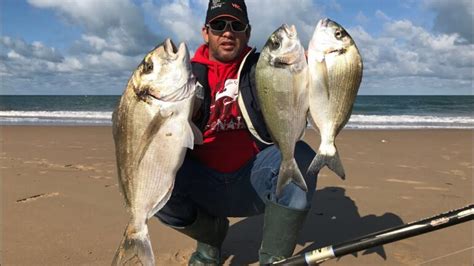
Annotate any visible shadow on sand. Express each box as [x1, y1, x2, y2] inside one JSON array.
[[223, 186, 404, 265]]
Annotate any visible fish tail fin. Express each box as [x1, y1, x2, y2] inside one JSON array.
[[307, 144, 346, 179], [277, 158, 308, 197], [112, 223, 154, 266]]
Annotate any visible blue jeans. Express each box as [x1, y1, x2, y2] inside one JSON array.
[[155, 141, 317, 226]]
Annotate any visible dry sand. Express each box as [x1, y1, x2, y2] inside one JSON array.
[[1, 126, 472, 265]]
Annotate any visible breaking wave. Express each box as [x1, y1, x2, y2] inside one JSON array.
[[0, 111, 113, 126], [1, 111, 473, 129], [346, 114, 474, 129]]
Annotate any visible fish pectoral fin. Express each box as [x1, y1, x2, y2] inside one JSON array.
[[306, 111, 320, 135], [191, 122, 203, 145], [134, 111, 171, 167], [182, 122, 196, 149], [316, 61, 330, 100], [159, 107, 174, 118]]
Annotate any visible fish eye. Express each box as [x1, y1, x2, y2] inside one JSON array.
[[335, 29, 344, 40], [270, 36, 281, 50], [143, 61, 153, 74], [272, 40, 281, 50]]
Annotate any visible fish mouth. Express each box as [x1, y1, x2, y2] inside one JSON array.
[[272, 52, 299, 66], [163, 38, 178, 60], [282, 24, 297, 38], [317, 18, 332, 29], [325, 47, 346, 55], [134, 85, 158, 102], [163, 38, 189, 61], [136, 79, 194, 103]]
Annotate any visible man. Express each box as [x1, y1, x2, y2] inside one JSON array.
[[155, 0, 317, 264]]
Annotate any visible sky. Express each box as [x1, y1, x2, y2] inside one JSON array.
[[1, 0, 473, 95]]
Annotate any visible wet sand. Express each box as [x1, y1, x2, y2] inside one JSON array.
[[1, 126, 472, 265]]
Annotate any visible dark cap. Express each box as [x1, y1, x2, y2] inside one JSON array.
[[205, 0, 249, 25]]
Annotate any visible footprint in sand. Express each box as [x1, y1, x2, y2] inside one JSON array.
[[339, 185, 371, 190], [449, 170, 465, 177], [159, 248, 193, 264], [24, 159, 64, 169], [67, 145, 83, 149], [90, 175, 112, 180], [386, 178, 424, 185], [396, 164, 419, 170], [65, 164, 95, 171], [392, 240, 423, 265], [414, 187, 449, 191], [16, 192, 60, 203], [441, 155, 451, 160]]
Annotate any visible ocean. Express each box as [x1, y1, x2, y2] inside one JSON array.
[[0, 95, 473, 129]]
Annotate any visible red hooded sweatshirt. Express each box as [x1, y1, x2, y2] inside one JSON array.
[[190, 45, 259, 172]]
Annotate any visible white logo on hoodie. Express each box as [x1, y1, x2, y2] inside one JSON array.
[[215, 79, 239, 104]]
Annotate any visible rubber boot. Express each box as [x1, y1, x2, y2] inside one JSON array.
[[259, 200, 309, 265], [167, 210, 229, 266]]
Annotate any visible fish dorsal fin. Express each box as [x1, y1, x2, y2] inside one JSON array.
[[180, 121, 195, 150], [191, 122, 203, 146]]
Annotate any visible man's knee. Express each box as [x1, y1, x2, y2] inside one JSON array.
[[154, 198, 197, 227], [276, 183, 313, 210]]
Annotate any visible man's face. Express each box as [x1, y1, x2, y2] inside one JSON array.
[[202, 17, 250, 62]]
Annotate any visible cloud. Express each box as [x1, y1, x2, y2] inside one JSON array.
[[423, 0, 473, 43], [0, 35, 142, 94], [245, 0, 323, 49], [355, 11, 369, 25], [141, 0, 324, 52], [0, 0, 158, 94], [349, 18, 473, 94], [0, 36, 64, 62], [2, 0, 472, 95], [2, 0, 325, 94], [140, 0, 207, 52], [27, 0, 159, 55], [375, 10, 391, 21], [353, 20, 474, 79]]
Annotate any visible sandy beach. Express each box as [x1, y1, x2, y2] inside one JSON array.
[[1, 126, 472, 265]]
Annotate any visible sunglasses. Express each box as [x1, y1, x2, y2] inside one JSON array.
[[207, 20, 248, 33]]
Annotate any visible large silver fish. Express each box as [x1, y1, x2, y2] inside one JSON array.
[[256, 24, 309, 196], [111, 39, 198, 265], [307, 18, 363, 177]]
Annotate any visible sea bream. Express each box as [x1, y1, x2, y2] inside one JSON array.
[[111, 39, 198, 265], [307, 18, 363, 177], [256, 24, 310, 196]]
